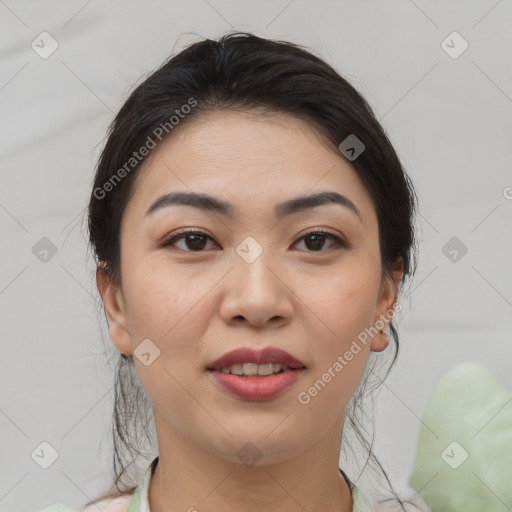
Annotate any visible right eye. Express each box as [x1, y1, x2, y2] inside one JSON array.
[[159, 229, 220, 252]]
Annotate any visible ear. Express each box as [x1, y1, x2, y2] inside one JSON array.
[[370, 257, 404, 353], [96, 263, 133, 355]]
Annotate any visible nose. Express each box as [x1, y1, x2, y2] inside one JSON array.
[[219, 249, 294, 328]]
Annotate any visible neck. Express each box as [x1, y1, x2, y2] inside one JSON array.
[[148, 409, 353, 512]]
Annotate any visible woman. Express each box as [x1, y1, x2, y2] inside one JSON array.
[[45, 31, 419, 512]]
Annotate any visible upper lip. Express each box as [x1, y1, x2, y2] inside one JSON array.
[[207, 347, 306, 371]]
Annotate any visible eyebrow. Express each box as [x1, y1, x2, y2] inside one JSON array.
[[145, 190, 363, 223]]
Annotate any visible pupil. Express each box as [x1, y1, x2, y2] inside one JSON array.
[[306, 234, 326, 251], [186, 234, 207, 250]]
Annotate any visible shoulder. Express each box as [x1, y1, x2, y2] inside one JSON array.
[[39, 494, 133, 512], [38, 505, 76, 512], [84, 494, 133, 512]]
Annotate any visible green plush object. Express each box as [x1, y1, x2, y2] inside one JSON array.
[[408, 362, 512, 511]]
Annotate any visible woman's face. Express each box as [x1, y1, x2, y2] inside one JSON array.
[[98, 110, 401, 464]]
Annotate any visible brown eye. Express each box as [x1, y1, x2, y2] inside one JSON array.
[[160, 230, 218, 252], [304, 233, 330, 251], [160, 228, 348, 253], [295, 230, 348, 252]]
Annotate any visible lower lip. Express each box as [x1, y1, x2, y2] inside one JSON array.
[[208, 369, 305, 401]]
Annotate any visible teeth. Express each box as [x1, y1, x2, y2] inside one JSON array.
[[219, 363, 289, 376]]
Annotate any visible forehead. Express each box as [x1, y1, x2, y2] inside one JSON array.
[[123, 110, 377, 230]]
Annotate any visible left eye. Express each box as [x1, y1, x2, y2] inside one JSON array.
[[160, 229, 347, 252], [295, 230, 347, 252]]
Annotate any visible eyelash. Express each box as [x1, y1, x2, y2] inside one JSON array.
[[159, 228, 349, 253]]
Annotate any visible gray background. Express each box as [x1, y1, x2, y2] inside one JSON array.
[[1, 1, 511, 510]]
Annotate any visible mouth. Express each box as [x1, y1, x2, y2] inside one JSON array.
[[206, 346, 306, 401], [207, 362, 304, 377], [207, 364, 306, 401], [206, 346, 306, 374]]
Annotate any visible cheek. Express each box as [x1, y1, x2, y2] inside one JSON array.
[[293, 254, 380, 413], [294, 295, 372, 433], [122, 266, 212, 421], [121, 258, 220, 403], [123, 258, 212, 342], [299, 253, 381, 347]]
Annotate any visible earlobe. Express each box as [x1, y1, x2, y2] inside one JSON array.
[[370, 259, 404, 353], [370, 329, 389, 353], [96, 264, 133, 355]]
